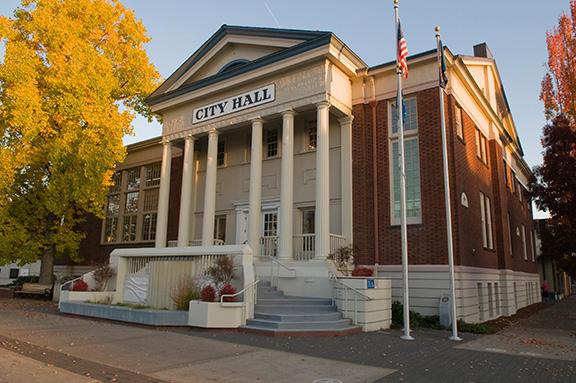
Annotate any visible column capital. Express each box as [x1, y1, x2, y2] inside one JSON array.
[[184, 133, 195, 141], [338, 115, 354, 125], [281, 109, 296, 118], [208, 128, 219, 136], [161, 137, 171, 145], [251, 116, 264, 124], [316, 101, 331, 110]]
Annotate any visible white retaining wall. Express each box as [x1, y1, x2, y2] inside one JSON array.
[[376, 265, 541, 323]]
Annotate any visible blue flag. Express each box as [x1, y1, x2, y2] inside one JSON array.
[[438, 39, 448, 88]]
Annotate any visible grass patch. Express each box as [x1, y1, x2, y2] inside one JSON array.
[[391, 301, 496, 334]]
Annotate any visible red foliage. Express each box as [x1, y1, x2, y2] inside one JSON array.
[[200, 285, 216, 302], [71, 279, 88, 291], [220, 284, 237, 302], [351, 266, 374, 277]]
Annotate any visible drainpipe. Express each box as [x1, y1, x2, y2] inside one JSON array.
[[369, 76, 380, 265]]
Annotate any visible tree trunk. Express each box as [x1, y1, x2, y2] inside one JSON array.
[[39, 245, 55, 285]]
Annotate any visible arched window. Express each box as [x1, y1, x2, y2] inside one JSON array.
[[218, 59, 250, 74]]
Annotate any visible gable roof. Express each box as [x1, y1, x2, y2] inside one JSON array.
[[147, 25, 335, 107]]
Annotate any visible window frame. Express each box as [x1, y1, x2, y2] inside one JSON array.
[[475, 128, 488, 165], [388, 97, 422, 225], [521, 224, 528, 260], [454, 104, 464, 142], [265, 128, 280, 159], [306, 120, 317, 151], [480, 191, 494, 250], [217, 140, 226, 167]]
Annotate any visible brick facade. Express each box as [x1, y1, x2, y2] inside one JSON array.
[[352, 87, 537, 274]]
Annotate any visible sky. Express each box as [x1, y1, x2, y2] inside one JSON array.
[[0, 0, 568, 171]]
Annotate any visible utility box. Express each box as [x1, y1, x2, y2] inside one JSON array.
[[439, 294, 452, 328]]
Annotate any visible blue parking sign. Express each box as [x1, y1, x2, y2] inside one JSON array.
[[367, 279, 375, 289]]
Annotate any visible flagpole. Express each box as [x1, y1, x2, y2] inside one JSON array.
[[435, 26, 462, 342], [394, 0, 413, 341]]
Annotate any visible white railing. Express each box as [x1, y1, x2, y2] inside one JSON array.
[[329, 273, 372, 325], [167, 239, 225, 247], [329, 234, 347, 255], [260, 236, 277, 257], [220, 279, 260, 323], [293, 234, 315, 261], [111, 245, 253, 310], [266, 256, 296, 288]]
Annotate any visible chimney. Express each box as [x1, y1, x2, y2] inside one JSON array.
[[473, 43, 493, 59]]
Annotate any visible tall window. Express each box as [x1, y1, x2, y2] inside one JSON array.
[[301, 208, 315, 234], [266, 128, 279, 158], [480, 192, 494, 249], [521, 224, 528, 260], [103, 163, 160, 243], [307, 121, 317, 151], [475, 128, 488, 164], [214, 215, 226, 243], [217, 141, 226, 167], [390, 98, 421, 224], [507, 212, 513, 256], [263, 212, 278, 237], [454, 104, 464, 141]]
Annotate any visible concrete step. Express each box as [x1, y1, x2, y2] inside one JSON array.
[[254, 311, 343, 322], [254, 304, 337, 314], [256, 298, 333, 306], [240, 325, 362, 337], [246, 318, 353, 330]]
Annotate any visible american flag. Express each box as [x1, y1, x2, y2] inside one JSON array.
[[397, 21, 408, 79]]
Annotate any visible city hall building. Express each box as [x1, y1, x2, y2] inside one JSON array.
[[66, 25, 540, 324]]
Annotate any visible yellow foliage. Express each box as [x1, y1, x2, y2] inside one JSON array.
[[0, 0, 160, 265]]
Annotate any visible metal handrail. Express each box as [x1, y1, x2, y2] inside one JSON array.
[[265, 255, 296, 288], [219, 279, 260, 303], [329, 272, 372, 325]]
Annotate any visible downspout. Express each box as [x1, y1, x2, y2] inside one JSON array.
[[369, 76, 380, 265]]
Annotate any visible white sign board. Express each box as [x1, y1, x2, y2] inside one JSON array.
[[192, 84, 275, 124]]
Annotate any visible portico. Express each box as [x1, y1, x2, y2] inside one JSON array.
[[147, 25, 364, 263]]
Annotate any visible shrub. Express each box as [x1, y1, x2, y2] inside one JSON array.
[[71, 279, 88, 292], [351, 266, 373, 277], [11, 275, 39, 287], [220, 284, 237, 302], [200, 285, 216, 302], [206, 256, 236, 286], [328, 245, 354, 274], [171, 278, 200, 310], [93, 264, 115, 291], [457, 320, 496, 334]]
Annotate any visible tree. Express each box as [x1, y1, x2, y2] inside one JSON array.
[[0, 0, 160, 283], [530, 115, 576, 277], [540, 0, 576, 121]]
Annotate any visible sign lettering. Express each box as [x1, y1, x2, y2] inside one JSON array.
[[192, 84, 275, 124]]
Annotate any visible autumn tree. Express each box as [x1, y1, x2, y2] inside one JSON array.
[[0, 0, 160, 283]]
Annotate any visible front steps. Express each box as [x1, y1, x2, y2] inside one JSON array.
[[241, 281, 361, 336]]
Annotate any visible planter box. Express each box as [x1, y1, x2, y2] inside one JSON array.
[[59, 301, 189, 326], [335, 277, 392, 332], [59, 291, 115, 305], [188, 300, 245, 328]]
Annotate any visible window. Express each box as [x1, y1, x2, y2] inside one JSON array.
[[529, 229, 535, 262], [103, 163, 160, 243], [301, 208, 315, 234], [266, 128, 279, 158], [263, 212, 278, 237], [307, 121, 317, 151], [503, 160, 508, 187], [9, 268, 19, 279], [507, 212, 513, 256], [521, 224, 528, 260], [475, 128, 488, 164], [480, 192, 493, 249], [389, 98, 421, 225], [217, 141, 226, 167], [455, 104, 464, 140], [214, 215, 226, 243]]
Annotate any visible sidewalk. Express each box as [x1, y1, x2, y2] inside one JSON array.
[[0, 296, 575, 382]]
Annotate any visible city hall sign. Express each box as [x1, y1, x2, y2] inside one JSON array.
[[192, 84, 275, 124]]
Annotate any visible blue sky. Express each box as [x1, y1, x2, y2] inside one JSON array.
[[0, 0, 569, 170]]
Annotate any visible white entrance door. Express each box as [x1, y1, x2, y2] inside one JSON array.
[[261, 211, 278, 256], [235, 210, 248, 245]]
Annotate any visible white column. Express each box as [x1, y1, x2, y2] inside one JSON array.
[[248, 117, 263, 256], [279, 110, 295, 260], [178, 134, 195, 247], [339, 116, 354, 245], [315, 102, 330, 259], [202, 129, 218, 246], [155, 138, 172, 248]]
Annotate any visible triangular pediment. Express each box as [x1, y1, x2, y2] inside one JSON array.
[[149, 25, 332, 102]]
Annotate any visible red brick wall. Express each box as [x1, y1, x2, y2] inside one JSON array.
[[352, 87, 537, 274]]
